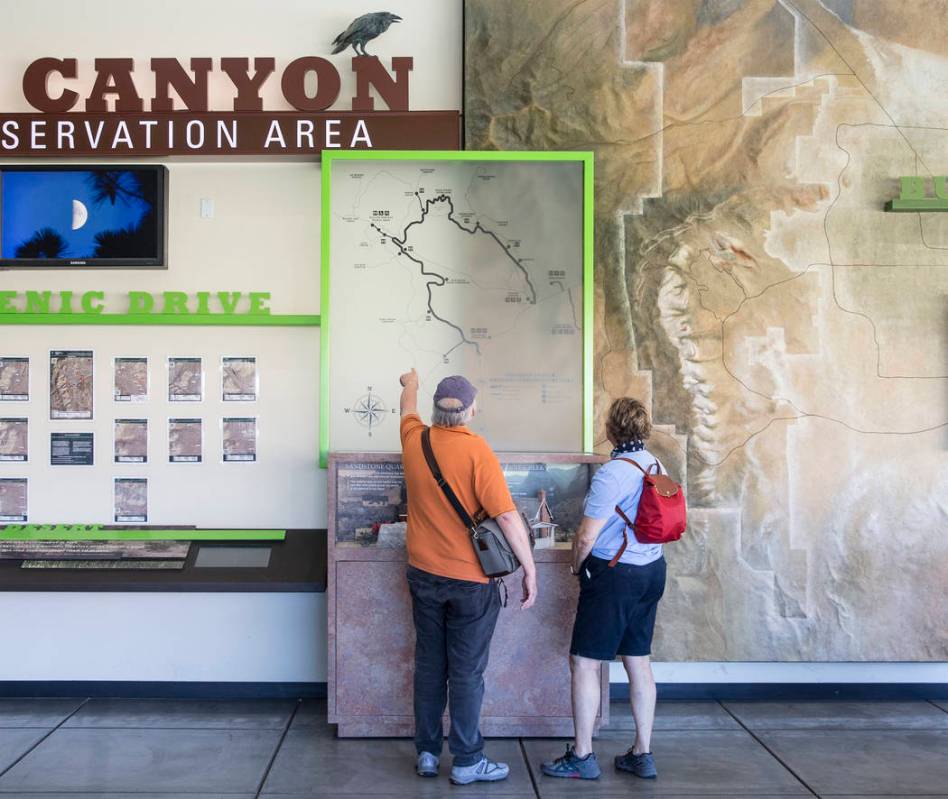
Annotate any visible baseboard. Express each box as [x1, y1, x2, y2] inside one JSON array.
[[2, 681, 945, 701], [617, 683, 948, 701], [0, 682, 327, 699]]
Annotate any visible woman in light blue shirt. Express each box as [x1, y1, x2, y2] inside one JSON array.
[[541, 397, 667, 782]]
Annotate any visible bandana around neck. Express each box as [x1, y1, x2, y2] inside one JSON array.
[[611, 440, 645, 459]]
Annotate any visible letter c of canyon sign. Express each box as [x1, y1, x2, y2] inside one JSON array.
[[0, 55, 459, 156]]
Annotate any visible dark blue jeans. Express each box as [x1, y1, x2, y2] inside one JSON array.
[[407, 565, 500, 766]]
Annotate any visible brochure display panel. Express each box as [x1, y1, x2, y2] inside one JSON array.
[[0, 326, 319, 529]]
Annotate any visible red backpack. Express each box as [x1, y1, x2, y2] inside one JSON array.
[[608, 458, 686, 566]]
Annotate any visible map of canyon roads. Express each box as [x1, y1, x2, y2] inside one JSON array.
[[463, 0, 948, 661], [328, 159, 586, 453]]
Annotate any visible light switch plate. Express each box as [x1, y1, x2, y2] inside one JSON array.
[[200, 198, 214, 218]]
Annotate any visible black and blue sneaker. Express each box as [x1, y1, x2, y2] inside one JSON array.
[[615, 748, 657, 779], [540, 746, 602, 779]]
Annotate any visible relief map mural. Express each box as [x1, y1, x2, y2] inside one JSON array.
[[465, 0, 947, 660]]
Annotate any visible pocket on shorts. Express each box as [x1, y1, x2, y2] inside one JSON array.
[[579, 557, 609, 593], [651, 557, 667, 600]]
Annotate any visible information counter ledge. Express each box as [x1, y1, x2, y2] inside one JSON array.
[[0, 529, 326, 592], [327, 451, 609, 738]]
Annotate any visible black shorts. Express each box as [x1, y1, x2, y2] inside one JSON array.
[[569, 555, 666, 660]]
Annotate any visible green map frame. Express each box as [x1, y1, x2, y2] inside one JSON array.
[[320, 149, 595, 467]]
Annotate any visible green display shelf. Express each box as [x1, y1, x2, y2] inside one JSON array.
[[0, 525, 286, 542]]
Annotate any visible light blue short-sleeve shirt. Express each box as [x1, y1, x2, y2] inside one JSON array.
[[585, 450, 664, 566]]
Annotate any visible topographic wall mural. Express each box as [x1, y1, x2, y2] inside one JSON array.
[[465, 0, 948, 660]]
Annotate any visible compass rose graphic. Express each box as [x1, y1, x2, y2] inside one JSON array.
[[344, 386, 394, 437]]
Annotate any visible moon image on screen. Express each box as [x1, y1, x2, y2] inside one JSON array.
[[71, 199, 88, 231]]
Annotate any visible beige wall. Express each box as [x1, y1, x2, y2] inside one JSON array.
[[0, 0, 462, 682]]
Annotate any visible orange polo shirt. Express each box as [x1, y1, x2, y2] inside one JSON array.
[[400, 412, 516, 583]]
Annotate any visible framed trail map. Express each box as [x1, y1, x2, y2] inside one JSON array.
[[322, 151, 593, 464]]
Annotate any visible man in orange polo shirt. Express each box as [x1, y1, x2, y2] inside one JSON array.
[[399, 368, 537, 785]]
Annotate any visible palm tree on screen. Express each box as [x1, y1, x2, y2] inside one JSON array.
[[15, 227, 67, 258], [85, 170, 151, 206], [92, 208, 158, 258], [85, 170, 159, 258]]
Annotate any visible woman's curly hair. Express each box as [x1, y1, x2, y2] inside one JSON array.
[[605, 397, 651, 444]]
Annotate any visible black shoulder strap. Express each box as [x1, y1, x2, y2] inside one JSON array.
[[421, 427, 476, 530]]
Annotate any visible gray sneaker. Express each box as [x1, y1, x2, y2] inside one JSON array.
[[450, 756, 510, 785], [416, 751, 439, 778], [615, 748, 657, 779], [541, 746, 602, 779]]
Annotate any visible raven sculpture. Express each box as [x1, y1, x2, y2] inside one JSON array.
[[331, 12, 402, 56]]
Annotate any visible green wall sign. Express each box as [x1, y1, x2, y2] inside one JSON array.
[[886, 176, 948, 212], [0, 290, 320, 326]]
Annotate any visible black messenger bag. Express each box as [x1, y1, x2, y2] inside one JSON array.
[[420, 427, 524, 578]]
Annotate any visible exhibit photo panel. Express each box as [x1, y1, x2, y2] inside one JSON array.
[[0, 326, 320, 530]]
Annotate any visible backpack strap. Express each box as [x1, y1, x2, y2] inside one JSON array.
[[618, 456, 661, 475], [608, 504, 634, 567], [608, 457, 661, 567], [420, 427, 476, 531]]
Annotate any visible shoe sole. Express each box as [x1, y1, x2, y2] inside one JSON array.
[[417, 771, 438, 778], [540, 767, 601, 780], [615, 763, 657, 779], [450, 774, 509, 785]]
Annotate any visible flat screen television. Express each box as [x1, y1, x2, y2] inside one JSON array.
[[0, 165, 168, 268]]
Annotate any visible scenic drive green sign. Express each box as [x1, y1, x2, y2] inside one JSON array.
[[0, 290, 320, 326]]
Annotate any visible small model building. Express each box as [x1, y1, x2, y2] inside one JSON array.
[[529, 489, 558, 549], [377, 521, 407, 548]]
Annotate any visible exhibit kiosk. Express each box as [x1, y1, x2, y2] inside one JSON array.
[[321, 150, 605, 735]]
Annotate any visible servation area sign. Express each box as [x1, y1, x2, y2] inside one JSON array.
[[324, 152, 592, 458], [0, 56, 459, 156]]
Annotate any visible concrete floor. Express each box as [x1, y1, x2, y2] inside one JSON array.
[[0, 698, 946, 797]]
